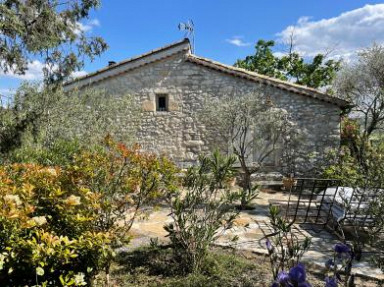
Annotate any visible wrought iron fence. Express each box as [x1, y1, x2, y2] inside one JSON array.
[[269, 178, 383, 240]]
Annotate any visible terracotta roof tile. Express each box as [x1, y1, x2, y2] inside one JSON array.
[[186, 54, 350, 108]]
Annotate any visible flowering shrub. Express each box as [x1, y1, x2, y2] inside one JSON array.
[[324, 243, 355, 287], [271, 263, 311, 287], [266, 205, 359, 287], [0, 137, 179, 286]]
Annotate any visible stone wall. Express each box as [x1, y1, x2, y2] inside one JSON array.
[[76, 50, 341, 174]]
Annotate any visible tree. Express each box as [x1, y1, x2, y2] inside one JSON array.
[[235, 40, 341, 89], [201, 93, 297, 209], [0, 83, 140, 157], [334, 43, 384, 166], [0, 0, 107, 84], [235, 40, 286, 81]]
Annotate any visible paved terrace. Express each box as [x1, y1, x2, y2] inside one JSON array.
[[129, 190, 383, 281]]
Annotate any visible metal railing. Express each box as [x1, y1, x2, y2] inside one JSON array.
[[269, 178, 383, 239]]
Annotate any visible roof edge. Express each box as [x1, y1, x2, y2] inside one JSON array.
[[186, 54, 350, 109], [64, 38, 191, 87]]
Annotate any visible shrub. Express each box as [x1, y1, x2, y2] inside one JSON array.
[[164, 151, 241, 274], [266, 206, 311, 281], [6, 139, 84, 166], [0, 137, 179, 286], [0, 83, 140, 157]]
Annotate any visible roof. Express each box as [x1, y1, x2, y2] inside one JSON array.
[[186, 55, 350, 108], [64, 38, 350, 109], [64, 38, 191, 89]]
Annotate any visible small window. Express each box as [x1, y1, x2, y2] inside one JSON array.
[[156, 94, 168, 111]]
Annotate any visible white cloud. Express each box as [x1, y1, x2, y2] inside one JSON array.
[[226, 36, 251, 47], [0, 60, 87, 81], [74, 18, 100, 35], [70, 70, 88, 78], [0, 60, 45, 81], [277, 4, 384, 59]]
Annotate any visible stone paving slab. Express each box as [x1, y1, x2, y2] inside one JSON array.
[[130, 191, 384, 281]]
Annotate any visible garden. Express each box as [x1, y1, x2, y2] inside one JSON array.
[[1, 1, 384, 286]]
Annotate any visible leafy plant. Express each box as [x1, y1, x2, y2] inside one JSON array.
[[324, 243, 355, 287], [235, 39, 341, 89], [266, 206, 311, 280], [201, 94, 298, 209], [164, 152, 241, 274], [334, 44, 384, 166], [0, 137, 179, 286], [0, 0, 107, 84], [0, 84, 140, 157]]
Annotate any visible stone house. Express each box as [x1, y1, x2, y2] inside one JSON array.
[[64, 39, 349, 174]]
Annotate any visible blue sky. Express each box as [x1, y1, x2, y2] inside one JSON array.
[[1, 0, 384, 98]]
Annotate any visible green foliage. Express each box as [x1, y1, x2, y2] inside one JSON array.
[[323, 144, 384, 187], [323, 147, 363, 186], [266, 206, 311, 280], [0, 0, 107, 83], [106, 246, 265, 287], [164, 152, 241, 274], [334, 44, 384, 165], [235, 39, 341, 89], [235, 40, 285, 80], [0, 137, 179, 286], [0, 83, 140, 157], [6, 139, 83, 166], [201, 93, 298, 209]]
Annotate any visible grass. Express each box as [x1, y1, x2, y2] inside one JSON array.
[[93, 243, 344, 287], [93, 243, 383, 287], [93, 245, 269, 287]]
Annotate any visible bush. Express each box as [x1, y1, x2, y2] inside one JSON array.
[[6, 139, 84, 166], [0, 137, 179, 286], [0, 83, 140, 157], [164, 151, 241, 274], [266, 206, 311, 281]]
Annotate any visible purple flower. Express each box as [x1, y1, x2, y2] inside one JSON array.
[[325, 277, 338, 287], [334, 243, 350, 254], [266, 239, 273, 251], [277, 271, 290, 284], [271, 283, 279, 287], [289, 263, 306, 283]]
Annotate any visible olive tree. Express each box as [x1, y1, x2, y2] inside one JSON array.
[[0, 83, 141, 159], [201, 93, 297, 209], [334, 43, 384, 166]]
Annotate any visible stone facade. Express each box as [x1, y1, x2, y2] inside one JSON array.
[[65, 39, 348, 174]]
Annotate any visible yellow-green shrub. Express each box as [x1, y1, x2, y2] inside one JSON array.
[[0, 138, 179, 286]]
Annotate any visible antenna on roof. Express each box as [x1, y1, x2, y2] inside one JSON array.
[[178, 19, 195, 53]]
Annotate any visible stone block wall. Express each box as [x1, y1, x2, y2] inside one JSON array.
[[77, 50, 341, 174]]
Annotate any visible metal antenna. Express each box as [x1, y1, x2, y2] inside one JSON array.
[[178, 19, 195, 53]]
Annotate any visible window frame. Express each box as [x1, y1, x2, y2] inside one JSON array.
[[156, 94, 168, 112]]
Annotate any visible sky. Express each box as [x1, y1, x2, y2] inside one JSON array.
[[1, 0, 384, 99]]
